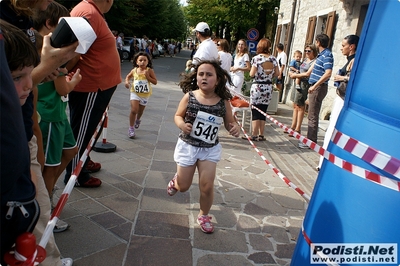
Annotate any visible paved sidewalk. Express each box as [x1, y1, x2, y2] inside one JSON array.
[[54, 51, 326, 266]]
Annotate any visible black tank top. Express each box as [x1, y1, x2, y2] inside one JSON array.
[[179, 91, 226, 147]]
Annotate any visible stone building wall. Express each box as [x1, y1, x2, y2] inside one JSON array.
[[276, 0, 369, 120]]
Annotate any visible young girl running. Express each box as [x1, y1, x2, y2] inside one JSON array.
[[125, 52, 157, 138], [167, 60, 240, 234]]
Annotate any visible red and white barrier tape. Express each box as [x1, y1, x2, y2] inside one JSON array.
[[232, 91, 400, 193], [38, 110, 107, 249], [235, 115, 311, 202], [332, 129, 400, 179], [100, 107, 109, 144]]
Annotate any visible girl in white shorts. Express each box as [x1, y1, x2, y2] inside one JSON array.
[[167, 60, 240, 234], [124, 52, 157, 138]]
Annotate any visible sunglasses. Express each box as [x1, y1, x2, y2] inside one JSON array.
[[305, 50, 312, 53]]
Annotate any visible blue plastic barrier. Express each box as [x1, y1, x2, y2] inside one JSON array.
[[291, 0, 400, 265]]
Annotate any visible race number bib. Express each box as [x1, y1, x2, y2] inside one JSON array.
[[133, 79, 150, 94], [190, 111, 223, 144]]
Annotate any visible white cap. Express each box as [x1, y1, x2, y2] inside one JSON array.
[[194, 22, 210, 33]]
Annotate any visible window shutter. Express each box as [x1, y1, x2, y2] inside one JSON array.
[[325, 11, 336, 48], [284, 22, 291, 52], [274, 24, 282, 56], [305, 16, 317, 46]]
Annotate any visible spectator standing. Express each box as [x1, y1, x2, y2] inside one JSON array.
[[65, 0, 121, 187], [298, 33, 334, 149], [216, 39, 232, 74], [317, 35, 359, 169], [190, 42, 196, 60], [230, 39, 250, 94], [177, 41, 182, 53], [168, 41, 176, 57], [246, 38, 279, 141], [116, 32, 124, 62], [276, 43, 287, 102], [192, 22, 219, 64], [33, 2, 81, 201], [288, 44, 318, 137]]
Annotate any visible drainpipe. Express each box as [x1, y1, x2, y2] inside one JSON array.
[[285, 0, 297, 57], [283, 0, 297, 104]]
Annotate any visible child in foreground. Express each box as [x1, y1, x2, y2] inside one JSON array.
[[0, 19, 40, 264], [124, 52, 157, 138], [167, 60, 240, 234]]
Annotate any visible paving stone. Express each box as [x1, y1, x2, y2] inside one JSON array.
[[237, 215, 261, 233], [263, 225, 290, 244], [91, 211, 128, 229], [97, 194, 139, 220], [134, 211, 189, 239], [73, 244, 126, 266], [197, 254, 254, 266], [248, 251, 276, 264], [249, 233, 274, 251], [127, 236, 192, 266], [275, 243, 297, 259], [193, 229, 248, 253], [141, 187, 189, 214], [113, 180, 143, 198]]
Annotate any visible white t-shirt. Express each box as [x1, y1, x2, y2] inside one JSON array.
[[218, 51, 233, 73], [193, 38, 219, 64], [276, 51, 288, 75], [231, 53, 250, 78]]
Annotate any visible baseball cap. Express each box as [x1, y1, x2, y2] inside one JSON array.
[[194, 22, 210, 33]]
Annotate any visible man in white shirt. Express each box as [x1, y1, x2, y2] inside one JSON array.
[[192, 22, 219, 65], [276, 43, 287, 102]]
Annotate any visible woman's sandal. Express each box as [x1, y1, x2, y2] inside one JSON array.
[[258, 135, 266, 141], [288, 130, 301, 137], [284, 128, 295, 134]]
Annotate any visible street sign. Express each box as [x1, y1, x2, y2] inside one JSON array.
[[247, 28, 259, 41], [246, 40, 258, 54]]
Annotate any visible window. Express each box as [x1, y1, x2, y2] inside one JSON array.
[[305, 11, 336, 48], [273, 23, 290, 56]]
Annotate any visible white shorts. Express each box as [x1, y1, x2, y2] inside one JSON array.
[[130, 92, 149, 106], [174, 138, 221, 167]]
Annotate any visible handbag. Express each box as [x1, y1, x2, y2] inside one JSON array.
[[336, 80, 347, 100], [336, 72, 350, 100]]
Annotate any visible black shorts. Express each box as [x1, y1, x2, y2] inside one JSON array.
[[251, 104, 268, 121]]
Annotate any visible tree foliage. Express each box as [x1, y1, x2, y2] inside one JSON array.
[[185, 0, 280, 44], [57, 0, 187, 40]]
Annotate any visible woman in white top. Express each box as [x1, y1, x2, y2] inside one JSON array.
[[217, 39, 232, 74], [230, 39, 250, 94]]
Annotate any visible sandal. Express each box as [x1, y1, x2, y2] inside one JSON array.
[[289, 130, 301, 137], [251, 136, 259, 141], [258, 135, 266, 141], [284, 128, 294, 134]]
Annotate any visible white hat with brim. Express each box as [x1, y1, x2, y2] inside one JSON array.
[[194, 22, 210, 33]]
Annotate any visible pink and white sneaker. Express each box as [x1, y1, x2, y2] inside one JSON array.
[[197, 215, 214, 233], [167, 175, 178, 196]]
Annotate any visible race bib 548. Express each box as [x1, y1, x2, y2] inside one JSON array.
[[190, 111, 223, 144]]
